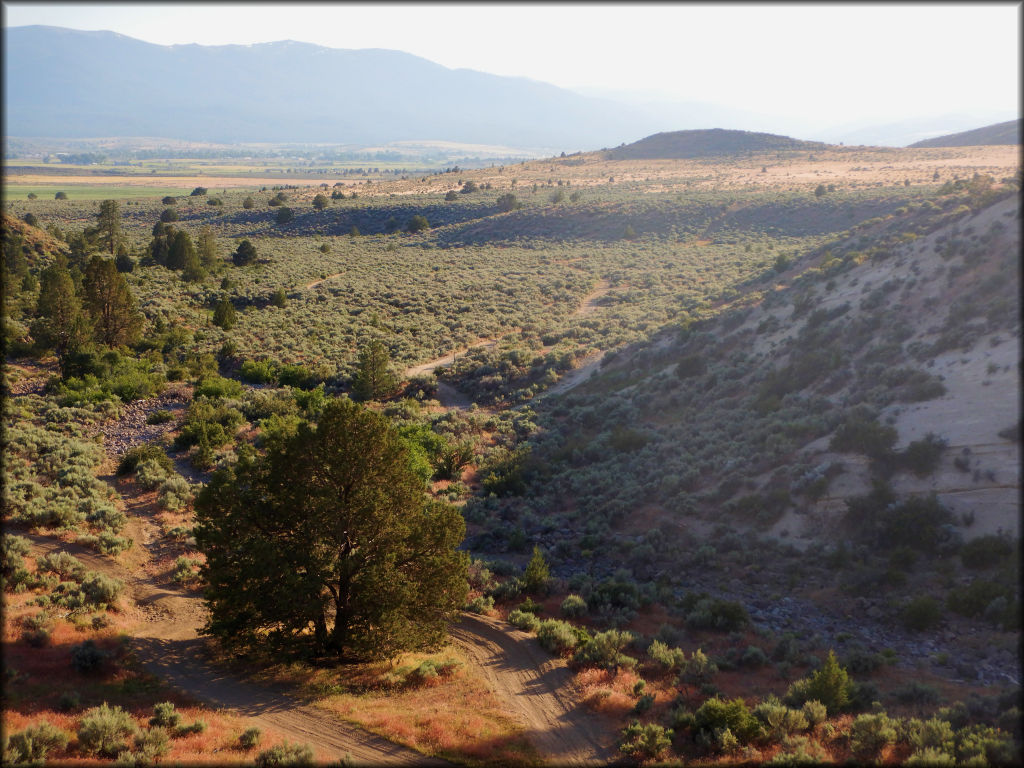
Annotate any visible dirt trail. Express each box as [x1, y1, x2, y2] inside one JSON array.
[[573, 280, 612, 316], [22, 534, 446, 766], [403, 280, 615, 409], [538, 351, 606, 400], [304, 271, 344, 290], [403, 336, 509, 379], [448, 614, 613, 765]]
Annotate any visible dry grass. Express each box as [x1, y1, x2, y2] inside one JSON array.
[[256, 647, 539, 765], [2, 552, 300, 765]]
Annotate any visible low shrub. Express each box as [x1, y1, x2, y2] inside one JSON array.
[[146, 409, 174, 425], [647, 639, 686, 673], [684, 597, 750, 631], [77, 703, 138, 757], [465, 594, 494, 614], [899, 433, 947, 477], [901, 596, 943, 631], [36, 551, 86, 580], [117, 444, 173, 476], [71, 640, 110, 673], [753, 696, 809, 741], [193, 375, 243, 400], [618, 721, 673, 760], [892, 681, 939, 706], [905, 747, 956, 766], [508, 609, 540, 632], [536, 619, 579, 655], [560, 593, 588, 618], [740, 645, 769, 668], [849, 712, 897, 760], [694, 696, 762, 744], [238, 727, 262, 750], [902, 717, 955, 755], [135, 458, 171, 489], [572, 629, 637, 670], [173, 720, 207, 737], [801, 700, 827, 727], [960, 534, 1015, 569], [132, 726, 170, 762], [149, 702, 181, 728], [254, 741, 314, 767], [4, 721, 71, 762], [157, 476, 193, 511], [955, 724, 1017, 765]]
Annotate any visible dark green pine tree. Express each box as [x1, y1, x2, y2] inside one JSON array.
[[194, 397, 468, 660]]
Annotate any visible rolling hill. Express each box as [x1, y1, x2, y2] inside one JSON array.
[[605, 128, 827, 159], [909, 119, 1021, 148]]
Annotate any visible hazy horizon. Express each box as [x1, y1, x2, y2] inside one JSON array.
[[3, 2, 1020, 140]]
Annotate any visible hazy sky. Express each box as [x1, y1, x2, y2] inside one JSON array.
[[4, 2, 1020, 128]]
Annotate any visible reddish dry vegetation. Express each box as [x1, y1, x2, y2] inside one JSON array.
[[253, 649, 538, 765], [2, 564, 304, 764]]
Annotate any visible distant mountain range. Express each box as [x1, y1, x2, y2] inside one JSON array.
[[0, 25, 702, 152], [909, 120, 1021, 148], [3, 26, 1018, 152]]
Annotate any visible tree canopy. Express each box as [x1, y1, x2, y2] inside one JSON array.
[[96, 199, 122, 254], [232, 239, 257, 266], [194, 398, 468, 660], [351, 339, 399, 401], [32, 254, 90, 369], [81, 254, 143, 347]]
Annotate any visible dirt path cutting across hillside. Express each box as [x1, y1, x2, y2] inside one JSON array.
[[448, 614, 613, 765], [403, 281, 616, 409], [303, 271, 344, 290], [403, 336, 508, 379], [22, 533, 447, 765]]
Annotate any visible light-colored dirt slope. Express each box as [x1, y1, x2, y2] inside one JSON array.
[[730, 193, 1021, 543]]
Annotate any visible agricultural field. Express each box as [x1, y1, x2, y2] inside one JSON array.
[[3, 141, 1021, 765]]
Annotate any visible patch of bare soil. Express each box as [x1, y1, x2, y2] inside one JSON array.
[[448, 613, 614, 766], [303, 271, 344, 290], [539, 350, 606, 399]]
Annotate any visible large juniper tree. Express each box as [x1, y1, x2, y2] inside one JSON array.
[[194, 397, 468, 660]]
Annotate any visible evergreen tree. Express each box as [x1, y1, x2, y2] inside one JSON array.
[[194, 398, 468, 660], [96, 199, 122, 254], [523, 546, 550, 594], [197, 226, 220, 270], [805, 650, 852, 714], [167, 230, 197, 271], [32, 254, 90, 369], [312, 193, 329, 210], [81, 254, 143, 347], [233, 239, 257, 266], [212, 297, 237, 330], [351, 339, 398, 401]]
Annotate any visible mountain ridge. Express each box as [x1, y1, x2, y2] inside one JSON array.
[[3, 25, 672, 150]]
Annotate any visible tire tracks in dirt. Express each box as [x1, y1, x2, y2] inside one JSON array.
[[448, 614, 613, 766], [22, 533, 447, 766]]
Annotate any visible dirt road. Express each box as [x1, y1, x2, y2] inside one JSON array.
[[23, 534, 446, 766], [23, 528, 614, 764], [448, 614, 613, 765]]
